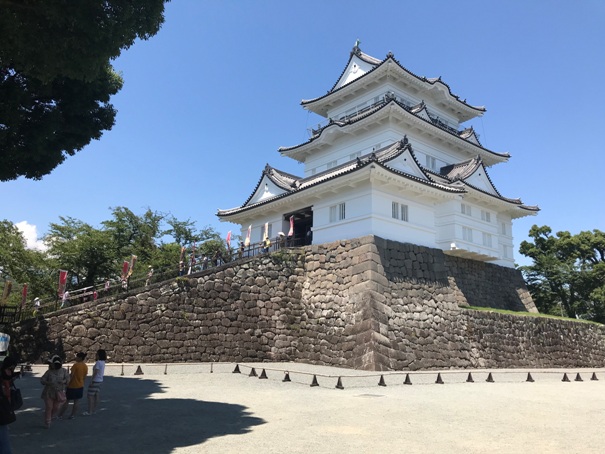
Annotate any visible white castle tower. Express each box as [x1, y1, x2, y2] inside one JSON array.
[[218, 43, 538, 268]]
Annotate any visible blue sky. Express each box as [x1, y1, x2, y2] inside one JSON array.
[[3, 0, 604, 265]]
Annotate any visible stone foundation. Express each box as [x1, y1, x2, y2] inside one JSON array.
[[9, 236, 605, 370]]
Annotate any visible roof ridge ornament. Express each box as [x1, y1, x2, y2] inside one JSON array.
[[351, 38, 362, 57]]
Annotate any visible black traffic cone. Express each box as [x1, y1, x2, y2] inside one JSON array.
[[436, 373, 444, 384], [335, 377, 344, 390], [249, 367, 257, 377], [259, 369, 268, 379], [526, 372, 534, 382], [134, 365, 144, 375], [378, 375, 386, 387], [232, 364, 241, 373], [283, 371, 291, 382], [403, 373, 412, 385], [562, 373, 570, 382], [466, 372, 474, 383], [310, 375, 319, 387], [591, 372, 598, 381], [575, 373, 583, 382], [486, 373, 494, 383]]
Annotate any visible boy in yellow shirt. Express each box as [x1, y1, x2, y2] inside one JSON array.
[[59, 352, 88, 419]]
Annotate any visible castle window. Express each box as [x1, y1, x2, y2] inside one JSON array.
[[392, 202, 409, 222], [463, 227, 473, 242], [501, 222, 507, 235], [330, 203, 346, 223], [425, 155, 437, 171], [327, 160, 338, 170], [461, 203, 472, 216], [481, 210, 491, 222], [482, 232, 493, 247]]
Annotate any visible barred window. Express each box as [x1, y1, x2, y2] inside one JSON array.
[[330, 203, 346, 223], [463, 227, 473, 242]]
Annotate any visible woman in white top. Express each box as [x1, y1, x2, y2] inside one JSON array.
[[83, 349, 106, 416]]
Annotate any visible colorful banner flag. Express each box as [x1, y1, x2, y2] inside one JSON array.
[[58, 270, 68, 298], [1, 281, 12, 304], [127, 255, 137, 278], [264, 222, 269, 241], [121, 261, 130, 281], [288, 216, 294, 237], [226, 231, 232, 249], [21, 283, 28, 309], [244, 225, 251, 247]]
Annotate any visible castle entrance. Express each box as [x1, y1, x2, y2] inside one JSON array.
[[283, 207, 313, 246]]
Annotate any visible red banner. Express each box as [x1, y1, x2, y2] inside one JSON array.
[[226, 231, 232, 249], [21, 283, 28, 309], [121, 261, 129, 281], [58, 270, 67, 298], [288, 216, 294, 237]]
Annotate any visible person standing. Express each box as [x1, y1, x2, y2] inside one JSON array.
[[59, 353, 88, 420], [83, 349, 106, 416], [0, 357, 17, 454], [145, 266, 154, 286], [40, 355, 69, 428]]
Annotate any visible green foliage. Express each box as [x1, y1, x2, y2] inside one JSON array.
[[44, 217, 116, 288], [0, 0, 169, 181], [519, 225, 605, 323], [0, 207, 224, 304], [0, 220, 54, 303]]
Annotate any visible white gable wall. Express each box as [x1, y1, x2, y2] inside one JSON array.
[[247, 176, 287, 206], [465, 170, 499, 195], [334, 56, 376, 90]]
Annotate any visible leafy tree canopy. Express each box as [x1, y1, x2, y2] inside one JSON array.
[[519, 225, 605, 323], [1, 207, 223, 306], [0, 0, 169, 181]]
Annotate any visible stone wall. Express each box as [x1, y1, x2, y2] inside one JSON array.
[[9, 236, 605, 370]]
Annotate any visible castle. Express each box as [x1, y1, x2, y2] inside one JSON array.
[[218, 42, 538, 268]]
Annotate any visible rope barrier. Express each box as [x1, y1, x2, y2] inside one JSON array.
[[18, 362, 605, 391]]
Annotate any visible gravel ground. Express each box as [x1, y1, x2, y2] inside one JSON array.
[[9, 363, 605, 453]]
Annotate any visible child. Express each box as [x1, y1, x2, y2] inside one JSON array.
[[83, 349, 106, 416], [59, 352, 88, 419]]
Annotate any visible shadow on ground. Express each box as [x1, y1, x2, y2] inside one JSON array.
[[10, 374, 265, 453]]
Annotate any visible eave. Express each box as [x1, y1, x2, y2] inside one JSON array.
[[280, 99, 508, 166], [301, 54, 485, 123]]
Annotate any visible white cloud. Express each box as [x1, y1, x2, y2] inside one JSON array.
[[15, 221, 47, 251]]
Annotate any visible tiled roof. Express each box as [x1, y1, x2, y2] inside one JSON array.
[[218, 137, 538, 218], [219, 139, 465, 217], [280, 98, 509, 161], [301, 46, 485, 114]]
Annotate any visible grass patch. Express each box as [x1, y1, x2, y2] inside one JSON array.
[[462, 305, 603, 326]]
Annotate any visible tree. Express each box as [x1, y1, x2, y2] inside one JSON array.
[[103, 207, 164, 263], [519, 225, 605, 323], [44, 217, 117, 289], [0, 220, 54, 303], [0, 0, 169, 181]]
